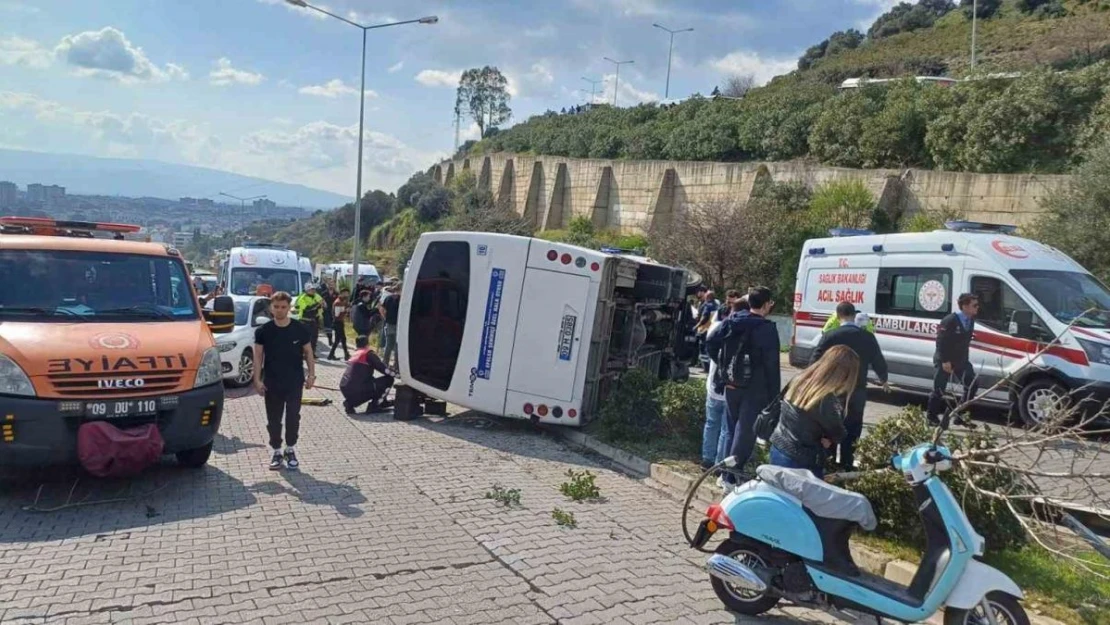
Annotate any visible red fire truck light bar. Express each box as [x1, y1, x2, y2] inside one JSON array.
[[0, 217, 142, 233]]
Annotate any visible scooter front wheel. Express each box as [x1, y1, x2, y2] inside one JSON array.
[[944, 591, 1030, 625], [710, 538, 780, 615]]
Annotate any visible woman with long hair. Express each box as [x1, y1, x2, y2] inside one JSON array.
[[769, 344, 860, 478]]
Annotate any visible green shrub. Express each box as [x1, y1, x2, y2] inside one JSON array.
[[560, 469, 602, 501], [593, 368, 661, 443], [653, 378, 707, 450], [899, 206, 967, 232], [808, 179, 877, 230], [849, 406, 1028, 550]]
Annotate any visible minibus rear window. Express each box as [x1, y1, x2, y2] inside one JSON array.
[[408, 242, 470, 391]]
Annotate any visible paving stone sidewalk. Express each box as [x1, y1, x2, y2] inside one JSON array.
[[0, 356, 836, 625]]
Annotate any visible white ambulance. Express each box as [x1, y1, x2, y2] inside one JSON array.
[[790, 222, 1110, 426], [395, 232, 697, 426], [218, 243, 302, 299]]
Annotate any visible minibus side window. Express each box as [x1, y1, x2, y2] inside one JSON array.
[[970, 276, 1052, 342], [876, 268, 952, 319]]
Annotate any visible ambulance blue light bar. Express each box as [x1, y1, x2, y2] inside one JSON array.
[[944, 221, 1017, 235], [828, 228, 874, 237]]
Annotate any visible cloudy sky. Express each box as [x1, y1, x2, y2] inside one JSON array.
[[0, 0, 894, 197]]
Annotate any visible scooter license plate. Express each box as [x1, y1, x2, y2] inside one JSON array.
[[690, 519, 716, 549]]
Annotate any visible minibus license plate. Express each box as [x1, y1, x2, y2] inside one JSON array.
[[84, 399, 159, 418]]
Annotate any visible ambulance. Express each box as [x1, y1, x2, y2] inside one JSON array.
[[790, 222, 1110, 426], [0, 217, 234, 467], [219, 243, 302, 298]]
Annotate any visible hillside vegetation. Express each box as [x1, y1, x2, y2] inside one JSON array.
[[465, 0, 1110, 174]]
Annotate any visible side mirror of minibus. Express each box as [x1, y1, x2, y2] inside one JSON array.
[[206, 295, 236, 334]]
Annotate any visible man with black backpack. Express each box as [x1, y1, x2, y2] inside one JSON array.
[[706, 286, 781, 487]]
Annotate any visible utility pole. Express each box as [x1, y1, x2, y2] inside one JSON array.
[[970, 0, 978, 68], [219, 193, 266, 222], [603, 57, 634, 107], [652, 23, 693, 100]]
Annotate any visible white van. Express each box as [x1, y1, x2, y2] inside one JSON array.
[[298, 256, 313, 290], [396, 232, 696, 426], [219, 243, 302, 298], [316, 262, 380, 287], [790, 222, 1110, 426]]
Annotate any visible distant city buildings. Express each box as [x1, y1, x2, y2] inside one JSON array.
[[27, 183, 65, 204], [0, 181, 16, 207], [253, 198, 276, 211], [179, 197, 214, 208], [172, 231, 194, 248]]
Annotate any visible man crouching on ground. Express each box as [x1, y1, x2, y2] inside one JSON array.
[[340, 336, 396, 415]]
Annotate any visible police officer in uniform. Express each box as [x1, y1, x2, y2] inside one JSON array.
[[927, 292, 980, 425]]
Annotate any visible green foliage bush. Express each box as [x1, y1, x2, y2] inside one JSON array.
[[537, 216, 649, 252], [849, 406, 1028, 550], [593, 368, 706, 454], [868, 0, 955, 40], [809, 179, 879, 230], [1028, 138, 1110, 283]]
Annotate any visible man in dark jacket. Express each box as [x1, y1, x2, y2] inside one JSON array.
[[350, 288, 377, 339], [927, 292, 980, 425], [811, 301, 890, 469], [706, 286, 780, 484], [340, 336, 395, 415]]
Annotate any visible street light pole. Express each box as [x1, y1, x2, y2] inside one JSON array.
[[603, 57, 634, 107], [285, 0, 437, 286], [219, 192, 266, 221], [581, 77, 601, 105], [652, 23, 693, 100], [970, 0, 978, 68]]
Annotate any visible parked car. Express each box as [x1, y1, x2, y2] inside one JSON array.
[[215, 296, 271, 387]]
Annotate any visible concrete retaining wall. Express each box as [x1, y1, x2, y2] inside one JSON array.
[[430, 153, 1070, 233]]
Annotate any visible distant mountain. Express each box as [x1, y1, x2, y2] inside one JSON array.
[[0, 149, 351, 209]]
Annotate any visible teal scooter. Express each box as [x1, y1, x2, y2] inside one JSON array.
[[686, 425, 1029, 625]]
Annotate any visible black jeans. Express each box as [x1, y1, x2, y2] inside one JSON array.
[[264, 384, 303, 449], [329, 320, 350, 360], [927, 364, 978, 422], [303, 319, 320, 355], [343, 375, 395, 410], [838, 389, 867, 470]]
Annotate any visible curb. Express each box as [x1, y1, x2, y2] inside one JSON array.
[[547, 425, 1066, 625]]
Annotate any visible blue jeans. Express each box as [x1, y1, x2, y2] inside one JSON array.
[[702, 396, 728, 465], [770, 445, 824, 479]]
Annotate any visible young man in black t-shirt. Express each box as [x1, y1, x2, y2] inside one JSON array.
[[253, 291, 316, 471]]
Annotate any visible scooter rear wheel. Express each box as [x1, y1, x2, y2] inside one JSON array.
[[710, 538, 780, 615], [944, 591, 1030, 625]]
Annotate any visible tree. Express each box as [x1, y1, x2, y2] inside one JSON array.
[[961, 0, 1001, 19], [869, 0, 954, 39], [456, 66, 512, 139], [1029, 139, 1110, 283], [825, 29, 865, 57], [808, 179, 878, 231], [722, 74, 755, 98]]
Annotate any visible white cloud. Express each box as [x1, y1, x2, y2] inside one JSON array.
[[524, 24, 557, 38], [709, 50, 797, 86], [387, 61, 404, 73], [415, 69, 461, 88], [255, 0, 328, 20], [298, 78, 377, 99], [54, 27, 183, 83], [571, 0, 669, 17], [600, 74, 659, 106], [165, 63, 190, 81], [0, 91, 211, 160], [209, 57, 264, 87], [0, 36, 51, 68], [505, 62, 556, 99]]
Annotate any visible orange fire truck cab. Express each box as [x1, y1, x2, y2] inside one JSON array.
[[0, 217, 234, 468]]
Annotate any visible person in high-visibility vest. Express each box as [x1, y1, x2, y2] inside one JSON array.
[[822, 310, 876, 334], [294, 283, 325, 355]]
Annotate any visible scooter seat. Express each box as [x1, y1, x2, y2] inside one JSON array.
[[756, 465, 877, 531]]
